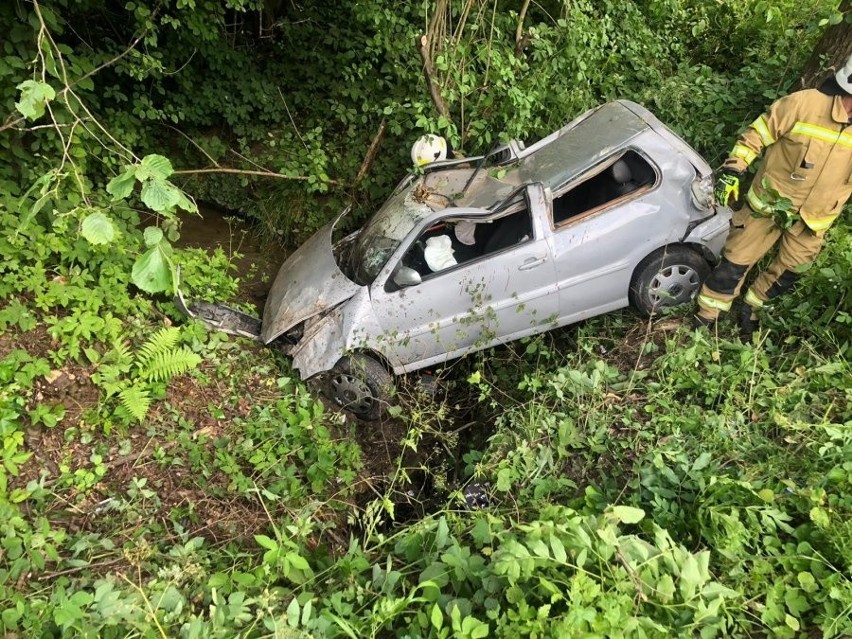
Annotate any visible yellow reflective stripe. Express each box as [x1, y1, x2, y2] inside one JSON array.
[[803, 213, 839, 231], [751, 116, 775, 146], [744, 289, 764, 309], [697, 294, 732, 312], [791, 121, 852, 147], [746, 189, 771, 214], [731, 144, 757, 164]]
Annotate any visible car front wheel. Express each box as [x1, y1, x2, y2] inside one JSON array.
[[629, 245, 711, 317], [325, 354, 393, 421]]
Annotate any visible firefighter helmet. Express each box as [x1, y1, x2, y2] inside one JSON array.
[[836, 54, 852, 95], [411, 134, 448, 166]]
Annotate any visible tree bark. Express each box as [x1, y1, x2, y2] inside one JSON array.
[[800, 0, 852, 88], [418, 34, 451, 119]]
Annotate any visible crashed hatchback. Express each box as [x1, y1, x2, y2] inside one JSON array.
[[182, 100, 731, 419]]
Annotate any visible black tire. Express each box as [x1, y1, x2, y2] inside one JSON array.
[[325, 354, 393, 421], [629, 245, 711, 317]]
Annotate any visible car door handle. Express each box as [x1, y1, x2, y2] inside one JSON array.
[[518, 256, 547, 271]]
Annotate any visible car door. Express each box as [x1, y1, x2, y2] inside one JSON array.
[[369, 184, 558, 372], [548, 149, 665, 323]]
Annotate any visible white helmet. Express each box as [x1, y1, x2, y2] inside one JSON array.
[[411, 134, 448, 166], [835, 54, 852, 95]]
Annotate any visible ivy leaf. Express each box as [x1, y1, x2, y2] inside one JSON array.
[[107, 168, 137, 201], [15, 80, 56, 120], [141, 178, 180, 212], [136, 154, 174, 181], [143, 226, 164, 248], [81, 211, 117, 245], [132, 244, 173, 294]]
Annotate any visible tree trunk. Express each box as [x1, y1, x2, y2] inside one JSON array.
[[800, 0, 852, 88]]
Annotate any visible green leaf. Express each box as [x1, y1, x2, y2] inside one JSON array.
[[301, 600, 312, 626], [809, 507, 830, 529], [285, 552, 311, 573], [141, 178, 181, 212], [254, 535, 278, 552], [81, 212, 116, 245], [470, 518, 491, 546], [430, 603, 443, 630], [107, 168, 137, 200], [785, 614, 800, 631], [609, 505, 645, 524], [286, 598, 300, 628], [143, 226, 164, 248], [679, 554, 702, 600], [136, 154, 174, 180], [435, 517, 449, 549], [550, 536, 567, 563], [132, 244, 173, 294], [174, 188, 198, 213], [15, 80, 56, 120], [691, 452, 712, 472]]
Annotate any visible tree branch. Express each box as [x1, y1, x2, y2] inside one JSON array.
[[172, 167, 342, 186], [353, 118, 387, 186], [161, 123, 220, 168], [418, 34, 450, 119], [0, 15, 146, 135], [515, 0, 532, 56]]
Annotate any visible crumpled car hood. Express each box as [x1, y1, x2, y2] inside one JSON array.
[[261, 221, 360, 344]]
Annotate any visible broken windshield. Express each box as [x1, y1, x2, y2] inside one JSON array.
[[346, 185, 435, 285]]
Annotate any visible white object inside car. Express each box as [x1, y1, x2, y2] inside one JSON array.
[[454, 220, 478, 246], [424, 235, 457, 271]]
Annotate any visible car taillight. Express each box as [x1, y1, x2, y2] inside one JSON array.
[[690, 175, 714, 211]]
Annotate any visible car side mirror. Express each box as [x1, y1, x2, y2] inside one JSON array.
[[393, 266, 422, 288]]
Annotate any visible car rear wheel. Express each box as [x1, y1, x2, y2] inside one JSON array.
[[629, 245, 710, 317], [326, 354, 393, 421]]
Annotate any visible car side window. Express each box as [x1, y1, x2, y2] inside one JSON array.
[[399, 206, 534, 281], [552, 150, 657, 226]]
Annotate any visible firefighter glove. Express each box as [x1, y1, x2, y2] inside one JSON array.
[[714, 169, 742, 207]]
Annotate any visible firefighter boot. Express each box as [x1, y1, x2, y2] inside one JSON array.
[[739, 305, 760, 341], [691, 314, 716, 330]]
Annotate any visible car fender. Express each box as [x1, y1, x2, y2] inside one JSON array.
[[681, 207, 732, 258], [290, 289, 393, 379]]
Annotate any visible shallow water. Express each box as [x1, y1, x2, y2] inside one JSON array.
[[178, 204, 285, 309]]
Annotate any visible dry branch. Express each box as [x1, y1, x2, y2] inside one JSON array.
[[172, 167, 342, 186], [353, 118, 387, 186]]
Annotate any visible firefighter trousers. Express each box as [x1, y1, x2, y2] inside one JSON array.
[[696, 205, 825, 321]]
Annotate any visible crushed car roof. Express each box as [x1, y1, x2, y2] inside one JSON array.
[[420, 100, 662, 211]]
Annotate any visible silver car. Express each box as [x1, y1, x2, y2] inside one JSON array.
[[183, 100, 731, 419]]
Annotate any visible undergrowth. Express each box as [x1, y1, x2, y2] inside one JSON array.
[[1, 0, 850, 636]]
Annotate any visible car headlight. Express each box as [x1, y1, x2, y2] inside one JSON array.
[[690, 174, 714, 211]]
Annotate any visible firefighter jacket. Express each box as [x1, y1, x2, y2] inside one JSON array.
[[723, 89, 852, 232]]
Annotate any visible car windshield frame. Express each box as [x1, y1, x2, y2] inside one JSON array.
[[346, 185, 436, 285]]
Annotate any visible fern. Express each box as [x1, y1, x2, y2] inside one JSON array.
[[91, 326, 203, 423], [118, 384, 152, 422], [135, 327, 182, 372], [110, 339, 133, 369], [138, 347, 201, 383]]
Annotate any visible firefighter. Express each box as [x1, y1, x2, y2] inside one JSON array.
[[694, 54, 852, 337]]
